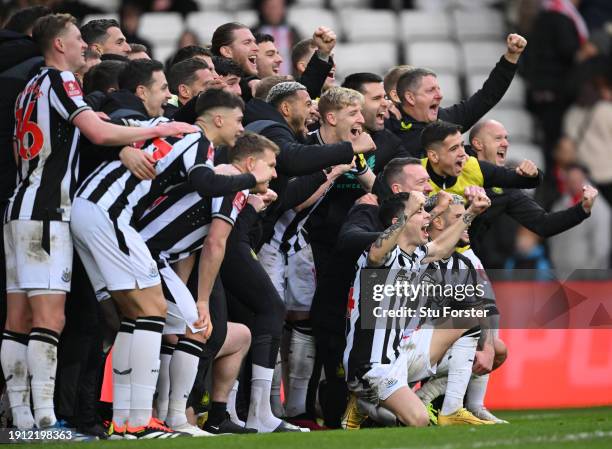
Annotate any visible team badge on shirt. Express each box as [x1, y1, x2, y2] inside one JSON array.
[[63, 80, 82, 98]]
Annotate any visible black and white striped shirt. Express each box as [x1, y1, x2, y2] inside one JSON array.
[[344, 245, 428, 382], [136, 187, 249, 264], [77, 131, 255, 226], [7, 67, 91, 222]]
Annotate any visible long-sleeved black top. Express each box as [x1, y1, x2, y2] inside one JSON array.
[[386, 56, 518, 157]]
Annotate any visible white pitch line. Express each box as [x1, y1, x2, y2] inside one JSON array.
[[381, 429, 612, 449]]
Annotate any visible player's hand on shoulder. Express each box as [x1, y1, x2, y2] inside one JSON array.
[[120, 146, 156, 180], [155, 121, 198, 137]]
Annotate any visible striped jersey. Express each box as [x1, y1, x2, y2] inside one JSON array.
[[7, 67, 91, 222], [136, 186, 249, 264], [344, 244, 428, 382], [77, 131, 212, 225]]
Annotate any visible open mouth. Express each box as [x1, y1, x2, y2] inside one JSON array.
[[429, 103, 439, 115], [421, 222, 429, 239], [248, 55, 257, 68], [497, 150, 506, 161], [350, 125, 362, 136], [455, 159, 465, 171]]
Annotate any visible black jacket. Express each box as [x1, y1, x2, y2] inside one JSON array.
[[0, 30, 43, 204], [387, 56, 518, 157], [245, 101, 354, 246], [307, 128, 409, 247]]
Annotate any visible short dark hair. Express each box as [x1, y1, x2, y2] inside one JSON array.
[[170, 45, 211, 67], [397, 68, 437, 105], [195, 88, 245, 117], [291, 38, 315, 72], [80, 18, 121, 45], [118, 59, 164, 93], [213, 56, 243, 78], [382, 157, 422, 188], [227, 131, 280, 162], [83, 60, 127, 95], [255, 33, 275, 44], [211, 22, 249, 56], [421, 121, 463, 152], [4, 5, 51, 34], [32, 13, 76, 53], [168, 58, 210, 95], [379, 192, 411, 228], [342, 73, 383, 94], [128, 43, 149, 55]]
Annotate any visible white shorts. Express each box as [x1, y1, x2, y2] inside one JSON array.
[[401, 327, 436, 383], [159, 263, 204, 335], [258, 242, 316, 312], [70, 198, 160, 294], [3, 220, 73, 292], [358, 352, 410, 402]]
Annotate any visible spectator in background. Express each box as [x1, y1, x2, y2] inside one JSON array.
[[177, 29, 200, 49], [119, 2, 153, 54], [80, 18, 131, 58], [253, 0, 299, 76], [504, 226, 553, 280], [536, 135, 577, 210], [549, 164, 608, 276], [255, 33, 283, 78], [563, 73, 612, 207], [579, 0, 612, 32], [128, 43, 150, 60], [522, 0, 598, 163]]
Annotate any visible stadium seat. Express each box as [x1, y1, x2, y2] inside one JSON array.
[[405, 41, 461, 75], [194, 0, 223, 10], [506, 142, 545, 168], [467, 73, 526, 108], [234, 10, 258, 28], [287, 8, 339, 43], [462, 41, 506, 74], [333, 42, 397, 80], [340, 10, 398, 43], [399, 11, 452, 41], [153, 43, 178, 64], [482, 107, 534, 143], [186, 11, 234, 44], [140, 12, 184, 47], [293, 0, 325, 7], [436, 73, 462, 107], [452, 8, 505, 41], [330, 0, 370, 9], [224, 0, 253, 11], [81, 13, 119, 25], [80, 0, 120, 13]]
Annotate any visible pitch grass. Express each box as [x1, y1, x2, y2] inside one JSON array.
[[29, 406, 612, 449]]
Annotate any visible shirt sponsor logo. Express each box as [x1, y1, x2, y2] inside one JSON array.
[[63, 80, 82, 98]]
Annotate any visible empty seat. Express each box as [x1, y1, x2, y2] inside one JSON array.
[[194, 0, 223, 10], [399, 11, 452, 41], [506, 142, 544, 168], [341, 10, 398, 43], [452, 8, 505, 40], [293, 0, 326, 7], [462, 41, 506, 74], [152, 43, 178, 64], [482, 107, 534, 143], [224, 0, 252, 10], [333, 42, 397, 80], [467, 73, 526, 107], [405, 41, 461, 74], [436, 73, 461, 107], [139, 13, 184, 46], [234, 10, 258, 28], [80, 0, 120, 13], [330, 0, 369, 9], [186, 11, 234, 44], [287, 8, 339, 42]]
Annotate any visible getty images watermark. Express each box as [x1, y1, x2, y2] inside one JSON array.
[[356, 268, 612, 330]]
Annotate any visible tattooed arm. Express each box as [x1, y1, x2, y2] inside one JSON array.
[[367, 191, 425, 267]]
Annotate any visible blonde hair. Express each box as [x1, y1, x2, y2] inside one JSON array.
[[318, 86, 364, 121]]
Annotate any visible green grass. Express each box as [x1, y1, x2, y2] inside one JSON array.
[[26, 407, 612, 449]]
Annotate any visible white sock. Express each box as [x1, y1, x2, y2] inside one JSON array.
[[247, 364, 281, 432], [156, 343, 174, 421], [440, 334, 477, 416], [271, 350, 284, 418], [112, 320, 134, 427], [466, 374, 490, 411], [227, 380, 245, 426], [128, 316, 165, 428], [165, 337, 203, 428], [1, 332, 34, 429], [285, 328, 315, 418], [416, 376, 448, 405], [28, 328, 59, 428]]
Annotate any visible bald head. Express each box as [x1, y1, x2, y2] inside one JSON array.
[[469, 119, 509, 167]]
